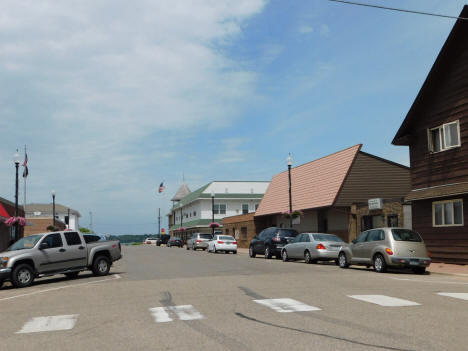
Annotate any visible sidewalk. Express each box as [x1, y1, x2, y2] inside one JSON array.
[[238, 247, 468, 277]]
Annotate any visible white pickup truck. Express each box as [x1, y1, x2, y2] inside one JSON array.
[[0, 231, 122, 289]]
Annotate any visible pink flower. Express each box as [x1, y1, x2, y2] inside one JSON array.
[[209, 222, 220, 228]]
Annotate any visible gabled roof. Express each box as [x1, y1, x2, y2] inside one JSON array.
[[255, 145, 362, 217], [171, 183, 191, 201], [393, 5, 468, 145], [25, 203, 81, 217]]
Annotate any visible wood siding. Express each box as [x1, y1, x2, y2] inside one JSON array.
[[334, 152, 411, 206], [412, 196, 468, 264], [408, 35, 468, 189]]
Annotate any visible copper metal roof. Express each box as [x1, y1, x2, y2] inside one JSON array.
[[255, 145, 361, 216]]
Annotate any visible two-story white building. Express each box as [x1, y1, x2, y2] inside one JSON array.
[[169, 181, 269, 240], [25, 203, 81, 231]]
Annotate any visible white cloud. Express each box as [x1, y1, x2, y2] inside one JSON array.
[[298, 24, 314, 34], [0, 0, 267, 233]]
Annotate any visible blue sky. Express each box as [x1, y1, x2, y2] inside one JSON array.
[[1, 0, 467, 234]]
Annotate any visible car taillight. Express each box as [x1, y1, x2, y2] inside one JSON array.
[[118, 242, 121, 251], [233, 241, 237, 245], [272, 235, 281, 242], [196, 240, 202, 243], [316, 243, 326, 250], [427, 251, 431, 258], [217, 241, 224, 244], [385, 248, 394, 255]]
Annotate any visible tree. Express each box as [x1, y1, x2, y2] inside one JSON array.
[[79, 227, 94, 233]]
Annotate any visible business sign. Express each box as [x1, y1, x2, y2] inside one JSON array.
[[161, 228, 166, 234], [368, 198, 383, 210]]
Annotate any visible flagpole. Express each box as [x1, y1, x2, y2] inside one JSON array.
[[23, 145, 27, 216]]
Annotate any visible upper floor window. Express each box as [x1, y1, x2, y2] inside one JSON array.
[[428, 120, 460, 153], [433, 199, 463, 227], [242, 204, 249, 214], [213, 204, 226, 214]]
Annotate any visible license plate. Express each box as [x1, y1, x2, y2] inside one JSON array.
[[410, 259, 419, 265]]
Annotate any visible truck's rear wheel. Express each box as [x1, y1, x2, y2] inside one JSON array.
[[92, 256, 111, 276], [11, 263, 35, 288]]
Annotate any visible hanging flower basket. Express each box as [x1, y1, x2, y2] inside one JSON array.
[[4, 216, 26, 227], [209, 222, 220, 229], [178, 227, 186, 232], [281, 210, 304, 219]]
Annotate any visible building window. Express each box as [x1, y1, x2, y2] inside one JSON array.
[[387, 214, 398, 227], [433, 199, 463, 226], [361, 215, 385, 232], [214, 204, 226, 215], [241, 227, 247, 240], [225, 228, 229, 235], [242, 204, 249, 214], [193, 211, 196, 216], [255, 204, 259, 211], [428, 120, 460, 152]]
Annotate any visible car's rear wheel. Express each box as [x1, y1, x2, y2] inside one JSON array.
[[304, 250, 313, 264], [233, 251, 237, 254], [11, 264, 35, 288], [339, 252, 349, 268], [412, 267, 426, 275], [282, 249, 289, 262], [264, 246, 272, 259], [373, 254, 387, 273], [92, 256, 111, 276], [249, 246, 256, 258]]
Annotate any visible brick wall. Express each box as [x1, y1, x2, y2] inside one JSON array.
[[222, 213, 262, 248], [24, 218, 66, 236]]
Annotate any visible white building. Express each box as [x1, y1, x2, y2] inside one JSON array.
[[169, 181, 269, 240], [25, 203, 81, 231]]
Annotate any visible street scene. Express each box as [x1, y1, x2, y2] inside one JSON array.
[[1, 1, 468, 350]]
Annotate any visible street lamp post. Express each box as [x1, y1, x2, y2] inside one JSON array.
[[211, 190, 215, 236], [287, 153, 293, 228], [13, 150, 20, 241], [51, 190, 56, 227]]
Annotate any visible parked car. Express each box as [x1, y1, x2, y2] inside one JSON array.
[[144, 237, 158, 245], [281, 233, 345, 264], [0, 231, 122, 289], [338, 228, 431, 274], [207, 235, 237, 254], [156, 234, 170, 246], [167, 237, 184, 248], [249, 227, 298, 259], [186, 233, 212, 251]]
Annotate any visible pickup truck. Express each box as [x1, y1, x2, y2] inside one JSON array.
[[0, 231, 122, 289]]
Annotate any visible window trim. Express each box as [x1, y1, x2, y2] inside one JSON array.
[[432, 199, 464, 227], [428, 120, 461, 153]]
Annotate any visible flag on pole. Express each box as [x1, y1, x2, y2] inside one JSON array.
[[158, 182, 165, 193], [22, 152, 28, 178]]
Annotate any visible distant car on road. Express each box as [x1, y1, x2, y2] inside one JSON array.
[[144, 238, 158, 245], [281, 233, 345, 264], [0, 231, 122, 289], [207, 235, 237, 254], [338, 228, 431, 274], [167, 237, 184, 248], [186, 233, 212, 251], [249, 227, 298, 259], [156, 234, 170, 246]]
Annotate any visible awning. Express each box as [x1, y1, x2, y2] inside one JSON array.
[[0, 203, 11, 218], [406, 182, 468, 201]]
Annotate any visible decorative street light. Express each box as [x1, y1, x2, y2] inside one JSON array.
[[287, 153, 293, 228], [211, 189, 215, 236], [51, 190, 56, 227], [13, 150, 20, 241]]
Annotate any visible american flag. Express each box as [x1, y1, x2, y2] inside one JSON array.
[[158, 182, 165, 193]]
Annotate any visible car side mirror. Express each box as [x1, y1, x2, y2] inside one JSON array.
[[351, 239, 357, 244], [39, 242, 49, 250]]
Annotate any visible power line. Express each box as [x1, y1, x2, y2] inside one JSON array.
[[328, 0, 468, 21]]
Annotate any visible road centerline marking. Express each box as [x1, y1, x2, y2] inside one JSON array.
[[348, 295, 420, 307], [437, 292, 468, 301], [16, 314, 79, 334], [254, 298, 321, 313]]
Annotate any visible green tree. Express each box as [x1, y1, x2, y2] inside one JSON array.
[[79, 227, 94, 233]]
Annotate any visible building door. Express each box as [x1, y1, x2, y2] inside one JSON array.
[[317, 210, 328, 233]]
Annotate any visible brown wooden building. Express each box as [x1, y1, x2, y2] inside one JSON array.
[[255, 145, 411, 242], [392, 6, 468, 264]]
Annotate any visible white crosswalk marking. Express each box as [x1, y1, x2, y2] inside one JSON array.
[[437, 293, 468, 301], [348, 295, 420, 307], [17, 314, 79, 334], [149, 305, 204, 323], [254, 298, 321, 313]]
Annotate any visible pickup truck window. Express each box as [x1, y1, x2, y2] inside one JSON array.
[[43, 233, 63, 248], [65, 232, 82, 246], [8, 234, 44, 251]]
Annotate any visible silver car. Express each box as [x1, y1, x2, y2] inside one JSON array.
[[281, 233, 345, 264], [338, 227, 431, 274], [186, 233, 213, 251]]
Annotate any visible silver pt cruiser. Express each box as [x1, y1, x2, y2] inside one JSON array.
[[338, 228, 431, 274]]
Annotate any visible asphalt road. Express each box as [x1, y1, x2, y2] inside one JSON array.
[[1, 245, 468, 351]]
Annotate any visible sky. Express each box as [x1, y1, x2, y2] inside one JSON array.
[[1, 0, 467, 235]]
